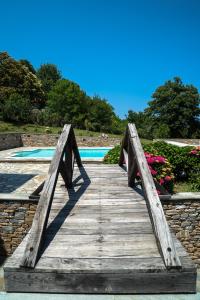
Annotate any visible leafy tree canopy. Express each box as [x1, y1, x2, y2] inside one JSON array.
[[0, 52, 45, 108], [47, 79, 88, 127], [19, 59, 36, 74], [3, 93, 31, 123], [37, 63, 61, 93], [145, 77, 200, 138], [88, 96, 115, 132]]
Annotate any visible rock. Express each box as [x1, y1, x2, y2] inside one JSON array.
[[15, 211, 25, 220], [181, 221, 191, 227], [2, 226, 14, 233]]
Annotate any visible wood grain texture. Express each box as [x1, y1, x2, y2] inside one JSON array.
[[20, 124, 82, 268], [4, 163, 196, 293], [120, 123, 181, 269]]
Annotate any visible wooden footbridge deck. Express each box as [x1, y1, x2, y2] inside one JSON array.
[[4, 124, 197, 294]]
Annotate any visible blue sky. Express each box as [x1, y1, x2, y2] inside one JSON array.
[[0, 0, 200, 118]]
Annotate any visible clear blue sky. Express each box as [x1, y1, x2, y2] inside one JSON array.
[[0, 0, 200, 118]]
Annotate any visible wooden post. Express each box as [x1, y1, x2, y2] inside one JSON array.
[[119, 128, 128, 166], [127, 123, 181, 269], [128, 139, 138, 187], [20, 124, 82, 268]]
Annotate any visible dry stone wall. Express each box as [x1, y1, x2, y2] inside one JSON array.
[[0, 197, 200, 267], [21, 134, 121, 147], [0, 134, 23, 151], [0, 199, 37, 262], [162, 200, 200, 266]]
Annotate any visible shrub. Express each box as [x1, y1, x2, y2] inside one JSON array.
[[139, 152, 174, 193], [142, 141, 195, 179], [104, 145, 121, 164], [104, 145, 174, 193], [3, 93, 31, 123]]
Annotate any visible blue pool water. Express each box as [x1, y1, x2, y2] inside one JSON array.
[[13, 148, 111, 159]]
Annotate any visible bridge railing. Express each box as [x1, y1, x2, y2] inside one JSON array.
[[119, 123, 181, 269], [20, 124, 82, 268]]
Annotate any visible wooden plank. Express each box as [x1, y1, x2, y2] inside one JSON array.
[[127, 123, 181, 269], [20, 125, 73, 268], [4, 270, 196, 293]]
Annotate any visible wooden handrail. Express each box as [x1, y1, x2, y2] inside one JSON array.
[[119, 123, 181, 269], [20, 124, 82, 268]]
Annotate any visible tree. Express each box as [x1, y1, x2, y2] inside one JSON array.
[[126, 110, 155, 139], [0, 52, 45, 110], [37, 63, 61, 93], [47, 79, 88, 127], [19, 59, 36, 74], [3, 93, 31, 123], [88, 96, 115, 132], [145, 77, 200, 138]]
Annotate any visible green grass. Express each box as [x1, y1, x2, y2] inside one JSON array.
[[0, 121, 122, 138], [174, 181, 195, 193]]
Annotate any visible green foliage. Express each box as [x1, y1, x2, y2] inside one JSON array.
[[88, 96, 115, 132], [19, 59, 36, 74], [37, 64, 61, 93], [145, 77, 200, 138], [0, 52, 45, 109], [3, 93, 31, 123], [47, 79, 88, 127], [104, 145, 121, 164], [104, 142, 200, 192], [142, 142, 200, 191], [152, 123, 170, 138], [126, 110, 154, 139]]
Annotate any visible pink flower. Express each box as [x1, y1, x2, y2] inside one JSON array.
[[164, 175, 171, 181], [159, 178, 164, 185], [154, 156, 165, 164], [147, 157, 155, 164], [190, 150, 197, 155], [145, 152, 152, 158], [150, 168, 157, 175]]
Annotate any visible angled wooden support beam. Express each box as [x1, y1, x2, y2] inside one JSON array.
[[71, 129, 82, 167], [128, 139, 138, 187], [119, 128, 128, 166], [20, 124, 82, 268], [127, 123, 181, 270]]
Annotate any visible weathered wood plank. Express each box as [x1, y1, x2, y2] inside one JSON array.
[[127, 123, 181, 269], [20, 124, 81, 268], [4, 271, 196, 293]]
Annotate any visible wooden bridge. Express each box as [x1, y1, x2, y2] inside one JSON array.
[[4, 124, 197, 294]]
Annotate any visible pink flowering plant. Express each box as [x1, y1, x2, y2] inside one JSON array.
[[136, 152, 174, 193], [189, 146, 200, 157]]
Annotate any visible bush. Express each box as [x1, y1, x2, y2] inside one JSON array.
[[142, 141, 195, 179], [104, 145, 121, 164], [3, 93, 31, 123], [188, 147, 200, 191], [104, 142, 200, 192], [103, 145, 174, 193]]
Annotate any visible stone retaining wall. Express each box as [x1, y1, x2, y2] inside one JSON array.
[[0, 134, 23, 151], [0, 197, 200, 267], [0, 199, 37, 262], [21, 134, 121, 147], [162, 200, 200, 266]]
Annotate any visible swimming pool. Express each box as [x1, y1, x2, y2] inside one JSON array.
[[13, 147, 112, 159]]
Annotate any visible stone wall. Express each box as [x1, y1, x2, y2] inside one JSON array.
[[21, 134, 121, 147], [0, 134, 23, 151], [0, 199, 37, 263], [1, 197, 200, 267], [162, 200, 200, 266]]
